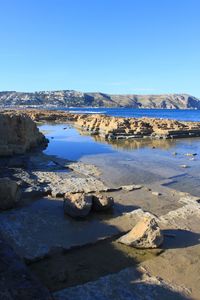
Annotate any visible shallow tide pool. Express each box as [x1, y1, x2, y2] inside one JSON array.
[[40, 123, 200, 196]]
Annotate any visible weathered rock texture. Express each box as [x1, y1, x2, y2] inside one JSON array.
[[63, 193, 93, 218], [4, 109, 200, 140], [118, 216, 163, 249], [0, 112, 48, 156], [0, 178, 21, 210], [0, 232, 53, 300], [53, 267, 190, 300], [75, 114, 200, 139], [92, 193, 114, 211]]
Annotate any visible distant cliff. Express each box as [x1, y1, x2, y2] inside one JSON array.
[[0, 90, 200, 109]]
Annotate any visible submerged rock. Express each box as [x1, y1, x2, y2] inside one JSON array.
[[92, 193, 114, 211], [117, 216, 163, 249], [0, 178, 21, 210], [63, 192, 93, 218]]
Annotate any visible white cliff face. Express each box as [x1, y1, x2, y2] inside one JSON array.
[[0, 113, 48, 156]]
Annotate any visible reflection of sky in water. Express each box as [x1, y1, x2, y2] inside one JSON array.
[[40, 123, 200, 195], [40, 124, 115, 161], [40, 123, 200, 161]]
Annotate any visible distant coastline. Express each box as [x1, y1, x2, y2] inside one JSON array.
[[0, 90, 200, 109]]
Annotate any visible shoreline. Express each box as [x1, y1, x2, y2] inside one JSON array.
[[0, 110, 200, 299], [2, 108, 200, 139]]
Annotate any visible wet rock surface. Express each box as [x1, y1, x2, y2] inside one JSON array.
[[0, 232, 52, 300], [53, 267, 190, 300]]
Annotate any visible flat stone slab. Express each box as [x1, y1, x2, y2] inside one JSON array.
[[159, 201, 200, 231], [0, 198, 139, 261], [0, 233, 52, 300], [53, 267, 190, 300]]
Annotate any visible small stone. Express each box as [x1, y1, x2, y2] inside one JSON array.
[[0, 178, 21, 210], [144, 187, 151, 191], [63, 192, 93, 218], [117, 216, 163, 249], [180, 164, 189, 168], [184, 153, 197, 156], [92, 193, 114, 211], [172, 152, 177, 155], [121, 185, 143, 191], [152, 191, 162, 196]]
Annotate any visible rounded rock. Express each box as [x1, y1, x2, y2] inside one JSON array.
[[63, 192, 93, 218], [92, 193, 114, 211], [117, 216, 163, 249]]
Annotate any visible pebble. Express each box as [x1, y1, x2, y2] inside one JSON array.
[[180, 164, 189, 168], [152, 192, 162, 196], [184, 153, 197, 156]]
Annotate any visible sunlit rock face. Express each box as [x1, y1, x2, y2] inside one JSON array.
[[75, 114, 200, 139], [0, 112, 48, 156]]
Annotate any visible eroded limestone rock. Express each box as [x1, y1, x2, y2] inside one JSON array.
[[92, 193, 114, 211], [63, 192, 93, 218], [118, 216, 163, 249], [0, 112, 48, 156], [121, 184, 143, 191], [0, 178, 21, 210]]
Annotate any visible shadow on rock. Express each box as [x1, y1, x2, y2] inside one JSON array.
[[162, 229, 200, 249]]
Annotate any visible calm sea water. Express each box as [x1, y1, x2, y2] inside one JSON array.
[[55, 107, 200, 122]]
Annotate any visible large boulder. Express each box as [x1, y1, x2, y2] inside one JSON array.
[[0, 178, 21, 210], [92, 193, 114, 211], [117, 216, 163, 249], [63, 192, 93, 218], [0, 112, 48, 156]]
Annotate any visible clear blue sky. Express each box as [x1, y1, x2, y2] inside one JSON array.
[[1, 0, 200, 96]]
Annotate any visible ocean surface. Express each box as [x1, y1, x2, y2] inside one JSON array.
[[55, 107, 200, 122]]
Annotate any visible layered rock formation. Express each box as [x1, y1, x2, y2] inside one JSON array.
[[75, 114, 200, 139], [0, 112, 48, 156], [0, 90, 200, 109], [3, 109, 200, 140]]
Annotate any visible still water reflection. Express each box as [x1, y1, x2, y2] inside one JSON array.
[[40, 123, 200, 195]]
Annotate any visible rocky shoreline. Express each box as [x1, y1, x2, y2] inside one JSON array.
[[3, 108, 200, 140], [0, 109, 200, 299]]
